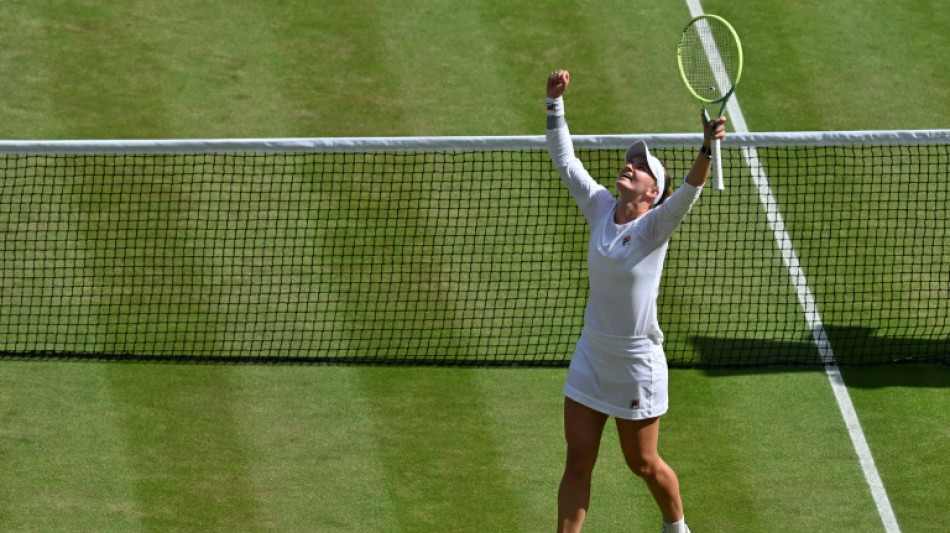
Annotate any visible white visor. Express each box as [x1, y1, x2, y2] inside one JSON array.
[[625, 140, 666, 206]]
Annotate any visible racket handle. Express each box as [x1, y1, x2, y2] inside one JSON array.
[[712, 137, 724, 190]]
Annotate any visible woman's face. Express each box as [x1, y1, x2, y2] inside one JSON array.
[[616, 156, 658, 198]]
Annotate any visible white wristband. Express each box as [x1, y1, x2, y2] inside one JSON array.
[[546, 97, 564, 117]]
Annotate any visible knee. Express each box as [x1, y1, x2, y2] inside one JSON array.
[[625, 454, 664, 480]]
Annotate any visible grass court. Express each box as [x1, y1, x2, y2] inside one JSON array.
[[0, 1, 948, 531]]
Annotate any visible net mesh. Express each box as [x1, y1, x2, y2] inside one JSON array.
[[1, 133, 947, 366]]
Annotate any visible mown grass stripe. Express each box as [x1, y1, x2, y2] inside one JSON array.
[[105, 365, 266, 531], [0, 362, 140, 531], [356, 367, 531, 531]]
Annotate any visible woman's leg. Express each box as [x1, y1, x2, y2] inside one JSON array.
[[614, 416, 684, 523], [557, 397, 609, 533]]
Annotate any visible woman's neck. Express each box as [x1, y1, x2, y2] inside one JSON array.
[[614, 199, 649, 225]]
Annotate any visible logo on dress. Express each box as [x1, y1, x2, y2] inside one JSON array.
[[622, 236, 631, 246], [630, 399, 640, 409]]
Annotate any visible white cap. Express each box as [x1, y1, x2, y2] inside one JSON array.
[[625, 140, 666, 206]]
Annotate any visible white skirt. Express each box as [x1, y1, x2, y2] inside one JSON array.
[[563, 326, 669, 420]]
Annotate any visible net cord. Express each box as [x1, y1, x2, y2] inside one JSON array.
[[2, 130, 950, 155]]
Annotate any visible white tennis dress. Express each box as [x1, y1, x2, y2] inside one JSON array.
[[547, 112, 703, 420]]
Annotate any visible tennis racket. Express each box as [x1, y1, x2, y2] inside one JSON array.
[[677, 14, 743, 190]]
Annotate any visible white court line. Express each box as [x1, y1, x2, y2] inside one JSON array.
[[683, 1, 901, 531]]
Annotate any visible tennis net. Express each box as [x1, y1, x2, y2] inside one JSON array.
[[1, 132, 947, 366]]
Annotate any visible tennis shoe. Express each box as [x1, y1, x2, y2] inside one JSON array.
[[662, 524, 691, 533]]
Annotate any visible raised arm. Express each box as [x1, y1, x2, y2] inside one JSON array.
[[544, 69, 611, 223], [685, 114, 727, 187], [545, 69, 573, 168]]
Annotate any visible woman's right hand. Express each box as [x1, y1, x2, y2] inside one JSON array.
[[547, 69, 570, 99]]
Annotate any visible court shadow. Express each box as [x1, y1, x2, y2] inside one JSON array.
[[692, 325, 950, 388]]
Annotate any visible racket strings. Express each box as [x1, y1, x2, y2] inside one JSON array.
[[679, 20, 740, 100]]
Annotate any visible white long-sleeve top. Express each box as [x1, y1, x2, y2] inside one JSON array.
[[547, 117, 703, 345]]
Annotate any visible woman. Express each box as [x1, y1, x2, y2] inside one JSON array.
[[545, 69, 725, 533]]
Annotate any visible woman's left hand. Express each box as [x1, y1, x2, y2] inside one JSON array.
[[703, 114, 727, 145]]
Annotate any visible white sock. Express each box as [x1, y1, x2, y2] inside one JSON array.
[[663, 517, 688, 533]]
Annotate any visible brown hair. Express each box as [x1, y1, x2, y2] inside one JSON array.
[[653, 169, 673, 207]]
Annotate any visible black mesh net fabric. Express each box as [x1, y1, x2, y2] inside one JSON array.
[[1, 140, 947, 366]]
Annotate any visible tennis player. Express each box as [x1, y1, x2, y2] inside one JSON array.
[[545, 69, 725, 533]]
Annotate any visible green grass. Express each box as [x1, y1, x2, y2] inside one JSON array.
[[5, 363, 931, 532], [840, 365, 950, 528], [1, 0, 948, 531], [717, 0, 950, 131], [10, 0, 949, 139]]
